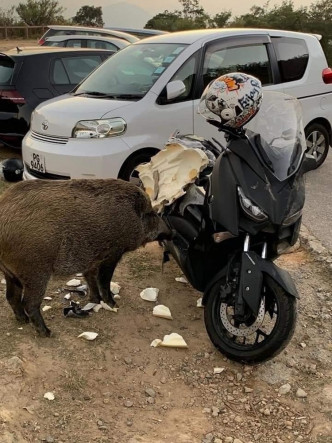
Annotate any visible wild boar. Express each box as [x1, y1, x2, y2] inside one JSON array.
[[0, 178, 170, 336]]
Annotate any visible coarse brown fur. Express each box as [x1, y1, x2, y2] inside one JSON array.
[[0, 178, 170, 336]]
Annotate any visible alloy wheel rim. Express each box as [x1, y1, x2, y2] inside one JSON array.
[[306, 130, 326, 162]]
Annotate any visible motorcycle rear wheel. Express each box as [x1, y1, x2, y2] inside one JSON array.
[[204, 276, 297, 364]]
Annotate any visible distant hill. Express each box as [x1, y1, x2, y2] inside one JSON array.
[[103, 2, 151, 28]]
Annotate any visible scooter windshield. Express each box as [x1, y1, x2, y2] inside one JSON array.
[[245, 92, 306, 181]]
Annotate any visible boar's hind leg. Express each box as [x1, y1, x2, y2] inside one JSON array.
[[5, 274, 29, 324], [22, 279, 51, 337], [84, 267, 101, 304], [97, 257, 121, 308]]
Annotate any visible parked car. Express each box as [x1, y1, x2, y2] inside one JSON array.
[[106, 27, 168, 39], [22, 28, 332, 181], [0, 46, 114, 148], [42, 35, 130, 51], [38, 25, 139, 45]]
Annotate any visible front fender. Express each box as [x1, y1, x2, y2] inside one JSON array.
[[202, 252, 299, 307]]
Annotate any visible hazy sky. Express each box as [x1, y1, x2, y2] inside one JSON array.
[[3, 0, 318, 27], [129, 0, 316, 17]]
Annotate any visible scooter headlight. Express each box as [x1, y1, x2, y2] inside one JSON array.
[[72, 118, 126, 139], [282, 209, 302, 227], [237, 187, 268, 222]]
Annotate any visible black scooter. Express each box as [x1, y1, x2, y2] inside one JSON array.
[[157, 92, 315, 363]]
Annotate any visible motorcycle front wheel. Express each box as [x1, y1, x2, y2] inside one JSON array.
[[204, 276, 297, 364]]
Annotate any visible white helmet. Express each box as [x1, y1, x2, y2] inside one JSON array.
[[198, 73, 263, 129]]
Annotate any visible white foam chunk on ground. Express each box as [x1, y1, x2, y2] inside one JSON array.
[[44, 392, 55, 401], [175, 277, 188, 284], [214, 367, 225, 374], [66, 278, 81, 287], [100, 301, 118, 312], [150, 332, 188, 348], [42, 306, 52, 312], [78, 332, 98, 341], [197, 297, 203, 308], [140, 287, 159, 302], [110, 281, 121, 294], [153, 305, 173, 320]]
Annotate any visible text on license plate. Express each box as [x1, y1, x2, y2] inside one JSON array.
[[30, 152, 46, 173]]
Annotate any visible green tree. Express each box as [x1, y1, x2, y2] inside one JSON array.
[[16, 0, 65, 26], [72, 5, 104, 27], [145, 0, 210, 31], [145, 11, 182, 31], [213, 10, 232, 28], [0, 6, 17, 26]]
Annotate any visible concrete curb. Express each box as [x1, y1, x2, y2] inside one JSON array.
[[299, 224, 332, 271]]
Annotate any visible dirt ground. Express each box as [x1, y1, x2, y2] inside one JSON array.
[[0, 38, 331, 443]]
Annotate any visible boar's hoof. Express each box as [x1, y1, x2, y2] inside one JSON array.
[[16, 313, 30, 324], [36, 325, 51, 337]]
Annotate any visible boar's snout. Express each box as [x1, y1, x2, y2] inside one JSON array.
[[143, 212, 172, 243]]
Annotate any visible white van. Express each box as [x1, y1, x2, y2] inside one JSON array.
[[22, 28, 332, 181]]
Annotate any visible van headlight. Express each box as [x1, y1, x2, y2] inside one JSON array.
[[237, 187, 268, 222], [72, 118, 126, 138]]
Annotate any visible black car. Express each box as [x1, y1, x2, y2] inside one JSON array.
[[0, 46, 113, 148]]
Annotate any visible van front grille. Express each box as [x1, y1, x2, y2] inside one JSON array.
[[31, 131, 69, 145]]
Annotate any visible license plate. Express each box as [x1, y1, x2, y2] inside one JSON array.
[[29, 152, 46, 174]]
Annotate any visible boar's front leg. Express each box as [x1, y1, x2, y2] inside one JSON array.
[[5, 273, 29, 324], [84, 267, 101, 304], [97, 256, 122, 308], [22, 277, 51, 337]]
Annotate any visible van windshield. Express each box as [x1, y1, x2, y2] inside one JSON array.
[[74, 42, 188, 99]]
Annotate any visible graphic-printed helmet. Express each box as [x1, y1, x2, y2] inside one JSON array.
[[198, 73, 263, 129]]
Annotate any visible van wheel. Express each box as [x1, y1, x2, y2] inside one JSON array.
[[305, 123, 330, 169], [118, 150, 158, 184]]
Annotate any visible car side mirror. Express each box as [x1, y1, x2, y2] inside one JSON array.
[[166, 80, 186, 100]]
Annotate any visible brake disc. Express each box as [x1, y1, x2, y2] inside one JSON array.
[[220, 298, 266, 337]]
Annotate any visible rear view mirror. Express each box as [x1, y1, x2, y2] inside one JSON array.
[[166, 80, 186, 100]]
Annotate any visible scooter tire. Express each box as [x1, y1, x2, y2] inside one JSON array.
[[204, 277, 297, 364]]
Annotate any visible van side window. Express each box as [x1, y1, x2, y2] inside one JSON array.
[[203, 44, 272, 88], [272, 37, 309, 82]]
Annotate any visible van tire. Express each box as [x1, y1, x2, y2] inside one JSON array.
[[118, 150, 158, 184], [305, 123, 330, 169]]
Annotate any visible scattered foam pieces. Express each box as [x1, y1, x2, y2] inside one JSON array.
[[64, 293, 71, 300], [197, 297, 203, 308], [214, 367, 225, 374], [93, 304, 103, 313], [42, 306, 52, 312], [1, 279, 6, 285], [66, 278, 81, 287], [153, 305, 173, 320], [76, 273, 83, 277], [82, 303, 98, 311], [44, 297, 52, 301], [100, 301, 118, 312], [150, 339, 163, 348], [175, 276, 188, 284], [78, 332, 98, 341], [44, 392, 55, 401], [110, 281, 121, 295], [140, 287, 159, 302], [150, 332, 188, 348]]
